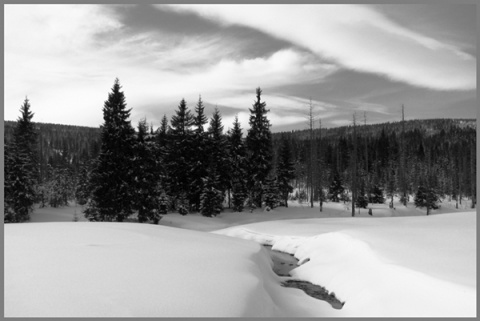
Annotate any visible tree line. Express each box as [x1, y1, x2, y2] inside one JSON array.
[[4, 78, 476, 222]]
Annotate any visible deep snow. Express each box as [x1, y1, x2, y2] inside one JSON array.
[[5, 199, 477, 317]]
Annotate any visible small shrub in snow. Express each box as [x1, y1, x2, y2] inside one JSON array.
[[200, 186, 223, 217], [263, 176, 280, 209], [414, 185, 440, 215], [369, 185, 385, 204], [176, 193, 189, 215], [232, 179, 247, 212], [178, 205, 188, 216], [355, 195, 368, 209], [158, 192, 169, 214]]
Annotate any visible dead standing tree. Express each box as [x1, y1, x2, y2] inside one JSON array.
[[351, 113, 358, 217], [307, 98, 318, 208], [318, 118, 323, 212]]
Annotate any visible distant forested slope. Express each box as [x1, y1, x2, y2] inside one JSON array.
[[272, 118, 476, 206], [4, 121, 101, 182]]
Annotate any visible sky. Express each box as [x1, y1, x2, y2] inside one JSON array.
[[4, 4, 477, 132]]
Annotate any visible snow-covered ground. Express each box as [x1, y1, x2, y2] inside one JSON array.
[[5, 199, 476, 317]]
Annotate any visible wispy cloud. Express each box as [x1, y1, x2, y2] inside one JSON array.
[[5, 4, 337, 127], [4, 4, 475, 129], [165, 4, 476, 91]]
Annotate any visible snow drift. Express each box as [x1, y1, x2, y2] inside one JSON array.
[[5, 223, 289, 317]]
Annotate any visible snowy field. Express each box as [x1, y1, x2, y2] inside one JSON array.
[[5, 199, 477, 317]]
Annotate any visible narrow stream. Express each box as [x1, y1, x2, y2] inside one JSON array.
[[263, 245, 345, 310]]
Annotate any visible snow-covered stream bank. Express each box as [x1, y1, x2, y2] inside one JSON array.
[[213, 211, 476, 317], [263, 245, 345, 309]]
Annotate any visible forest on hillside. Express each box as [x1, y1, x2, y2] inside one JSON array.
[[272, 118, 476, 210], [4, 81, 476, 223]]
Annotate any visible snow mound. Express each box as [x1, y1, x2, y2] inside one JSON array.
[[4, 222, 287, 317]]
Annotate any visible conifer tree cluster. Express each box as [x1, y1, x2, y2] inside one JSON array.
[[78, 81, 286, 221]]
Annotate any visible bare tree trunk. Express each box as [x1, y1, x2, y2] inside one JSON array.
[[352, 113, 357, 217], [400, 105, 407, 206], [319, 119, 323, 212], [364, 112, 369, 204], [308, 98, 315, 208], [228, 188, 231, 208], [471, 144, 476, 208]]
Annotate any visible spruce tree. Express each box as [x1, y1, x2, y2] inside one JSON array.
[[355, 194, 368, 209], [157, 114, 169, 148], [328, 172, 344, 202], [75, 161, 91, 205], [229, 115, 248, 212], [277, 136, 295, 207], [84, 79, 136, 222], [189, 96, 209, 211], [263, 173, 280, 209], [207, 108, 230, 197], [200, 167, 224, 217], [369, 185, 385, 204], [133, 118, 163, 223], [246, 87, 273, 207], [13, 98, 38, 177], [167, 98, 195, 210], [4, 98, 38, 223], [154, 114, 171, 199], [414, 185, 440, 215]]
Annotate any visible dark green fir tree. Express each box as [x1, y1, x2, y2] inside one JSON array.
[[4, 98, 38, 223], [246, 87, 273, 207], [84, 78, 136, 222], [189, 96, 209, 211], [414, 185, 440, 215], [229, 115, 248, 212], [167, 98, 195, 210], [277, 136, 296, 207]]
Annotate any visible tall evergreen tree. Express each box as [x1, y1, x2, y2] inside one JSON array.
[[194, 95, 208, 134], [229, 115, 248, 212], [277, 136, 296, 207], [155, 114, 171, 199], [207, 108, 230, 198], [157, 114, 169, 147], [133, 118, 163, 223], [84, 79, 136, 222], [246, 87, 273, 207], [167, 98, 195, 209], [4, 98, 38, 223], [189, 96, 209, 211]]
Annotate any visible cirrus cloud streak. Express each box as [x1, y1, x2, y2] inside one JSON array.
[[164, 4, 476, 91]]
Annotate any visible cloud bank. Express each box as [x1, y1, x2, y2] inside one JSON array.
[[165, 4, 476, 91]]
